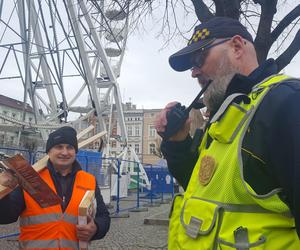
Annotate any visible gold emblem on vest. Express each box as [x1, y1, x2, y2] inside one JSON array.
[[199, 155, 217, 186]]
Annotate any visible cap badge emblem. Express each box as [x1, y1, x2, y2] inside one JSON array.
[[198, 155, 217, 186], [189, 28, 210, 45]]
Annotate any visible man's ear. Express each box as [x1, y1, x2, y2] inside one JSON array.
[[230, 35, 245, 58]]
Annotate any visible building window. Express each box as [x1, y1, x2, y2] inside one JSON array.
[[134, 144, 140, 154], [149, 125, 156, 138], [135, 126, 140, 136], [127, 125, 132, 136], [149, 143, 156, 155], [0, 134, 4, 144], [2, 111, 7, 123]]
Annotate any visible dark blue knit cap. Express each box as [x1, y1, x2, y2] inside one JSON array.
[[169, 17, 253, 72], [46, 126, 78, 153]]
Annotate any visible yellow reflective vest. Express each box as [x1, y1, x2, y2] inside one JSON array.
[[168, 74, 300, 250]]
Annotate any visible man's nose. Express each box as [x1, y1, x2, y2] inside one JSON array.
[[60, 147, 69, 154], [191, 67, 202, 78]]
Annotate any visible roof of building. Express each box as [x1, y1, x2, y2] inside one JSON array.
[[0, 95, 34, 113], [143, 108, 162, 113]]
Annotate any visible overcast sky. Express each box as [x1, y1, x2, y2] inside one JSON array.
[[1, 2, 299, 113], [117, 22, 300, 110], [118, 33, 198, 110]]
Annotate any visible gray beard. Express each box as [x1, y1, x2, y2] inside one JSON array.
[[202, 50, 239, 113], [203, 73, 235, 113]]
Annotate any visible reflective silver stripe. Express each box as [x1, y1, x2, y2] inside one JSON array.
[[61, 239, 79, 249], [190, 196, 292, 216], [63, 213, 78, 224], [236, 77, 300, 201], [20, 213, 60, 226], [221, 203, 278, 214], [168, 193, 184, 218], [20, 213, 78, 226], [19, 239, 79, 249], [228, 105, 254, 143], [19, 239, 58, 249], [210, 93, 247, 123]]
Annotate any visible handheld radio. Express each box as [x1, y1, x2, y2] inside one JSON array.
[[158, 81, 211, 140]]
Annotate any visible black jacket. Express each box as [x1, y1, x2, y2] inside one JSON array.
[[161, 59, 300, 236], [0, 160, 110, 240]]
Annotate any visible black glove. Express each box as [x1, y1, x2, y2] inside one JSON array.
[[158, 103, 189, 140]]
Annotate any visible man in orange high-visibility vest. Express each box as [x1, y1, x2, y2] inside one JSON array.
[[0, 126, 110, 249]]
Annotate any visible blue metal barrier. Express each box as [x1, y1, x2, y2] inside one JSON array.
[[143, 165, 174, 196], [0, 147, 34, 164], [76, 150, 102, 183], [110, 158, 174, 213]]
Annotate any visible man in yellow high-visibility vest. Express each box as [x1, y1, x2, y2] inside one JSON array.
[[156, 16, 300, 249]]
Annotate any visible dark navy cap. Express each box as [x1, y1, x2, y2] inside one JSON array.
[[169, 17, 253, 72]]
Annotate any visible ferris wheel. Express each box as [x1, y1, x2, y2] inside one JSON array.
[[0, 0, 151, 188], [0, 0, 128, 142]]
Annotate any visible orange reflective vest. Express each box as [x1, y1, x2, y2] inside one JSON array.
[[19, 167, 96, 250]]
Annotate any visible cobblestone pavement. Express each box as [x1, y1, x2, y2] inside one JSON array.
[[0, 194, 171, 250]]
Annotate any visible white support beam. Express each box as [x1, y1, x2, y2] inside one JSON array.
[[65, 0, 106, 133], [26, 0, 58, 111], [78, 0, 127, 143]]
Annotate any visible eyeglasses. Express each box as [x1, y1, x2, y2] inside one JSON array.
[[191, 38, 231, 69]]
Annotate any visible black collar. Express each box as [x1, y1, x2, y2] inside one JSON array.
[[207, 59, 278, 117], [225, 58, 279, 98], [47, 159, 82, 177]]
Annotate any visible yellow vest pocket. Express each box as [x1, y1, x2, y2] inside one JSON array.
[[177, 197, 222, 250], [209, 104, 253, 144], [168, 194, 184, 250]]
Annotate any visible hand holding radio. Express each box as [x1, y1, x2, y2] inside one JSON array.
[[155, 81, 211, 140]]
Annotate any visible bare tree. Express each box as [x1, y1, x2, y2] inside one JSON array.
[[96, 0, 300, 72]]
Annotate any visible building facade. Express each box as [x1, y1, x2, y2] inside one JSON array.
[[101, 103, 162, 165], [142, 109, 162, 165], [102, 103, 206, 166], [0, 95, 40, 149], [124, 108, 144, 161]]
